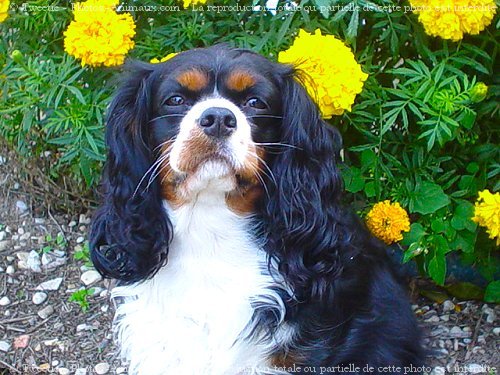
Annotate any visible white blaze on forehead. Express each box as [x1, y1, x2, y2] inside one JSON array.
[[169, 97, 253, 174]]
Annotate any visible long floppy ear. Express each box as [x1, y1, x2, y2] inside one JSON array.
[[90, 62, 172, 282], [262, 71, 353, 302]]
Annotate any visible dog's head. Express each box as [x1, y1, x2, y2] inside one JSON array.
[[90, 45, 346, 297]]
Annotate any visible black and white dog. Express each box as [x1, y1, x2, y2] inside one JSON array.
[[90, 45, 425, 374]]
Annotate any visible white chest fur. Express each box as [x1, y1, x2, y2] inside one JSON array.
[[111, 192, 286, 375]]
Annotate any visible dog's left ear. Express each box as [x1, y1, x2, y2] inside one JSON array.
[[262, 70, 348, 301]]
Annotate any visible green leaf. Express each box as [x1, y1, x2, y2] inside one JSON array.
[[428, 254, 447, 285], [342, 167, 365, 193], [450, 230, 477, 253], [402, 242, 423, 263], [401, 223, 426, 246], [364, 181, 376, 198], [484, 281, 500, 303], [410, 182, 450, 215], [445, 282, 484, 300]]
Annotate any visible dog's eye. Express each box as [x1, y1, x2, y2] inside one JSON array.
[[245, 97, 267, 109], [164, 95, 185, 106]]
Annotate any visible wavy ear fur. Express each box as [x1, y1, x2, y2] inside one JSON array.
[[90, 62, 172, 282], [262, 71, 363, 302]]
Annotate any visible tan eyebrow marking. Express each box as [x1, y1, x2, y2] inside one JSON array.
[[176, 69, 209, 91], [226, 70, 256, 92]]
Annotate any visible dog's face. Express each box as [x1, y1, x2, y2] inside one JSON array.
[[91, 45, 344, 286], [148, 48, 284, 209]]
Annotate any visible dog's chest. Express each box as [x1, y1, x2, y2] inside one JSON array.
[[112, 198, 282, 375]]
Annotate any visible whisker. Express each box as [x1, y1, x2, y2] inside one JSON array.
[[254, 142, 301, 150], [247, 115, 284, 119], [247, 151, 277, 187], [153, 138, 176, 153], [148, 113, 186, 123], [132, 153, 170, 197]]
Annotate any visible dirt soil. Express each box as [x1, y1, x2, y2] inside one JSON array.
[[0, 149, 498, 375]]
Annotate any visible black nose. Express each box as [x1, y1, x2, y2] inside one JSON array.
[[198, 107, 237, 138]]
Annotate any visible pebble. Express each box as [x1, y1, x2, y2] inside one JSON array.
[[81, 270, 102, 286], [441, 300, 454, 312], [0, 231, 6, 241], [41, 252, 67, 271], [76, 236, 85, 244], [0, 296, 11, 306], [0, 240, 11, 252], [0, 266, 4, 273], [27, 250, 42, 272], [493, 327, 500, 336], [39, 364, 51, 371], [75, 368, 87, 375], [116, 367, 127, 374], [0, 340, 11, 352], [17, 227, 25, 235], [16, 200, 28, 213], [425, 315, 440, 323], [0, 155, 5, 165], [449, 326, 469, 338], [467, 364, 486, 373], [58, 368, 70, 375], [13, 182, 20, 190], [68, 220, 77, 227], [76, 323, 91, 332], [43, 338, 58, 346], [94, 362, 110, 374], [37, 305, 55, 319], [36, 277, 63, 291], [431, 366, 445, 375], [32, 292, 48, 305], [79, 214, 91, 225], [440, 314, 449, 322], [6, 265, 15, 274], [13, 334, 30, 349], [34, 218, 45, 224]]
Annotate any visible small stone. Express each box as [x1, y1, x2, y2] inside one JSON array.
[[51, 360, 59, 366], [20, 232, 31, 241], [485, 311, 496, 324], [39, 363, 51, 371], [440, 314, 449, 322], [76, 323, 91, 332], [425, 315, 440, 323], [27, 250, 42, 272], [0, 155, 5, 165], [0, 340, 11, 352], [75, 368, 87, 375], [0, 231, 6, 241], [431, 366, 445, 375], [79, 214, 91, 225], [116, 367, 127, 374], [6, 265, 15, 274], [37, 305, 54, 319], [13, 334, 30, 349], [13, 182, 20, 190], [0, 296, 11, 306], [100, 305, 109, 313], [43, 339, 59, 346], [0, 267, 4, 273], [16, 200, 28, 213], [17, 227, 25, 235], [99, 290, 108, 298], [442, 300, 454, 312], [58, 368, 70, 375], [41, 252, 67, 271], [94, 362, 110, 374], [463, 338, 472, 344], [32, 292, 48, 305], [34, 343, 42, 351], [493, 327, 500, 336], [76, 236, 85, 244], [68, 220, 77, 227], [34, 218, 45, 224], [450, 326, 465, 338], [0, 240, 11, 252], [467, 364, 486, 373], [81, 270, 102, 286], [36, 277, 63, 291]]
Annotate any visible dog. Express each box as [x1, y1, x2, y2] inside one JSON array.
[[90, 45, 425, 375]]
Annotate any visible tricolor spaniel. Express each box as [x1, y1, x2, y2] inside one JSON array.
[[90, 45, 425, 375]]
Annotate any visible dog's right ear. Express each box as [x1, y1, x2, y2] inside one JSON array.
[[90, 62, 172, 282]]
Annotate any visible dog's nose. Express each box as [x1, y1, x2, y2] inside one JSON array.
[[198, 107, 237, 138]]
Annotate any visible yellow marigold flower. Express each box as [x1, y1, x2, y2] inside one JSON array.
[[470, 82, 488, 102], [409, 0, 497, 41], [278, 29, 368, 119], [183, 0, 208, 8], [472, 190, 500, 246], [366, 201, 411, 245], [150, 53, 178, 64], [0, 0, 9, 23], [63, 0, 136, 67]]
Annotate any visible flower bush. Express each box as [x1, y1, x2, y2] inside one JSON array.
[[0, 0, 498, 301]]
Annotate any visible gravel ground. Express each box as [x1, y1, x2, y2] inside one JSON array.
[[0, 150, 498, 375]]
